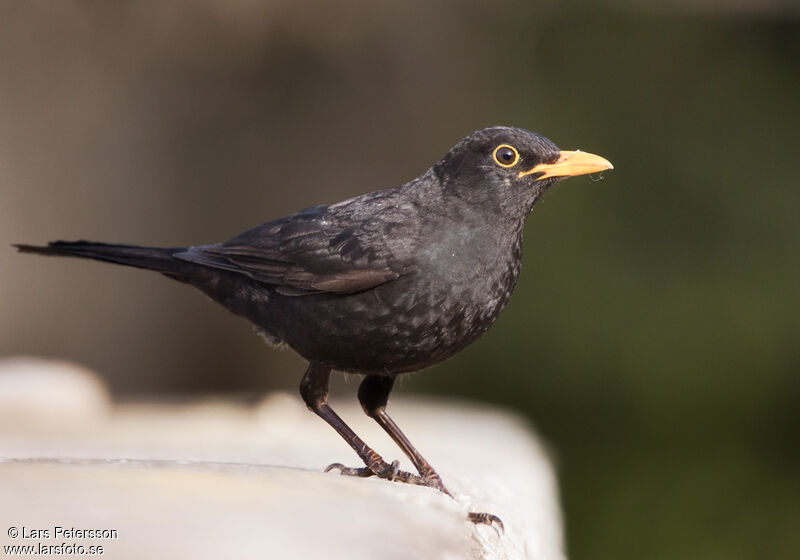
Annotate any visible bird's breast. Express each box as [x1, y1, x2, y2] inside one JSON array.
[[365, 219, 525, 367], [416, 215, 523, 301]]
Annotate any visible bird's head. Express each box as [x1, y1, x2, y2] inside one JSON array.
[[433, 126, 613, 216]]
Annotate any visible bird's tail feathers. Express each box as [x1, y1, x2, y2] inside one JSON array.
[[14, 241, 186, 276]]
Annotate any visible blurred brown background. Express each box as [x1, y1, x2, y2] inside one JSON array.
[[1, 1, 798, 559]]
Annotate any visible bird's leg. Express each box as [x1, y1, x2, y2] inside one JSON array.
[[357, 375, 451, 495], [299, 363, 416, 482], [358, 374, 504, 531], [301, 366, 503, 531]]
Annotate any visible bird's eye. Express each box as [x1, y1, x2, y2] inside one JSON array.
[[492, 144, 520, 168]]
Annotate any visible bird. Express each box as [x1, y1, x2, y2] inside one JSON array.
[[15, 126, 612, 529]]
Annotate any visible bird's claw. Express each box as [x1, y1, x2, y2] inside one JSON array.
[[467, 511, 505, 534], [325, 460, 451, 494], [325, 459, 403, 481], [324, 462, 374, 477]]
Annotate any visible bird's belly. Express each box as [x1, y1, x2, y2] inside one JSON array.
[[263, 268, 519, 375]]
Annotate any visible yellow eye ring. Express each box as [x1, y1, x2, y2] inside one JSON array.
[[492, 144, 520, 168]]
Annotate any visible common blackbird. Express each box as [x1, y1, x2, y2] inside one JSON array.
[[16, 126, 612, 529]]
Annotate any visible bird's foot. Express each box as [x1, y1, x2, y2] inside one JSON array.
[[325, 461, 502, 534], [325, 460, 450, 495], [324, 459, 402, 479], [467, 511, 505, 534]]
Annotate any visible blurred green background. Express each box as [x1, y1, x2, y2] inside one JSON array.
[[1, 1, 798, 558]]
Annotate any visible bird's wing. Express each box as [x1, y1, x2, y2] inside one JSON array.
[[175, 196, 419, 296]]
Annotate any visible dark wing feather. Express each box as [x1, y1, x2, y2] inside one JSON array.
[[175, 195, 419, 296]]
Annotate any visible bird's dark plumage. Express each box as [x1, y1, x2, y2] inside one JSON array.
[[15, 126, 612, 528]]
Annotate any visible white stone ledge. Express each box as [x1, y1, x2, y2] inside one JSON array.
[[0, 357, 565, 560]]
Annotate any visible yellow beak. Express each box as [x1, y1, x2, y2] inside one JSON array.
[[518, 150, 613, 180]]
